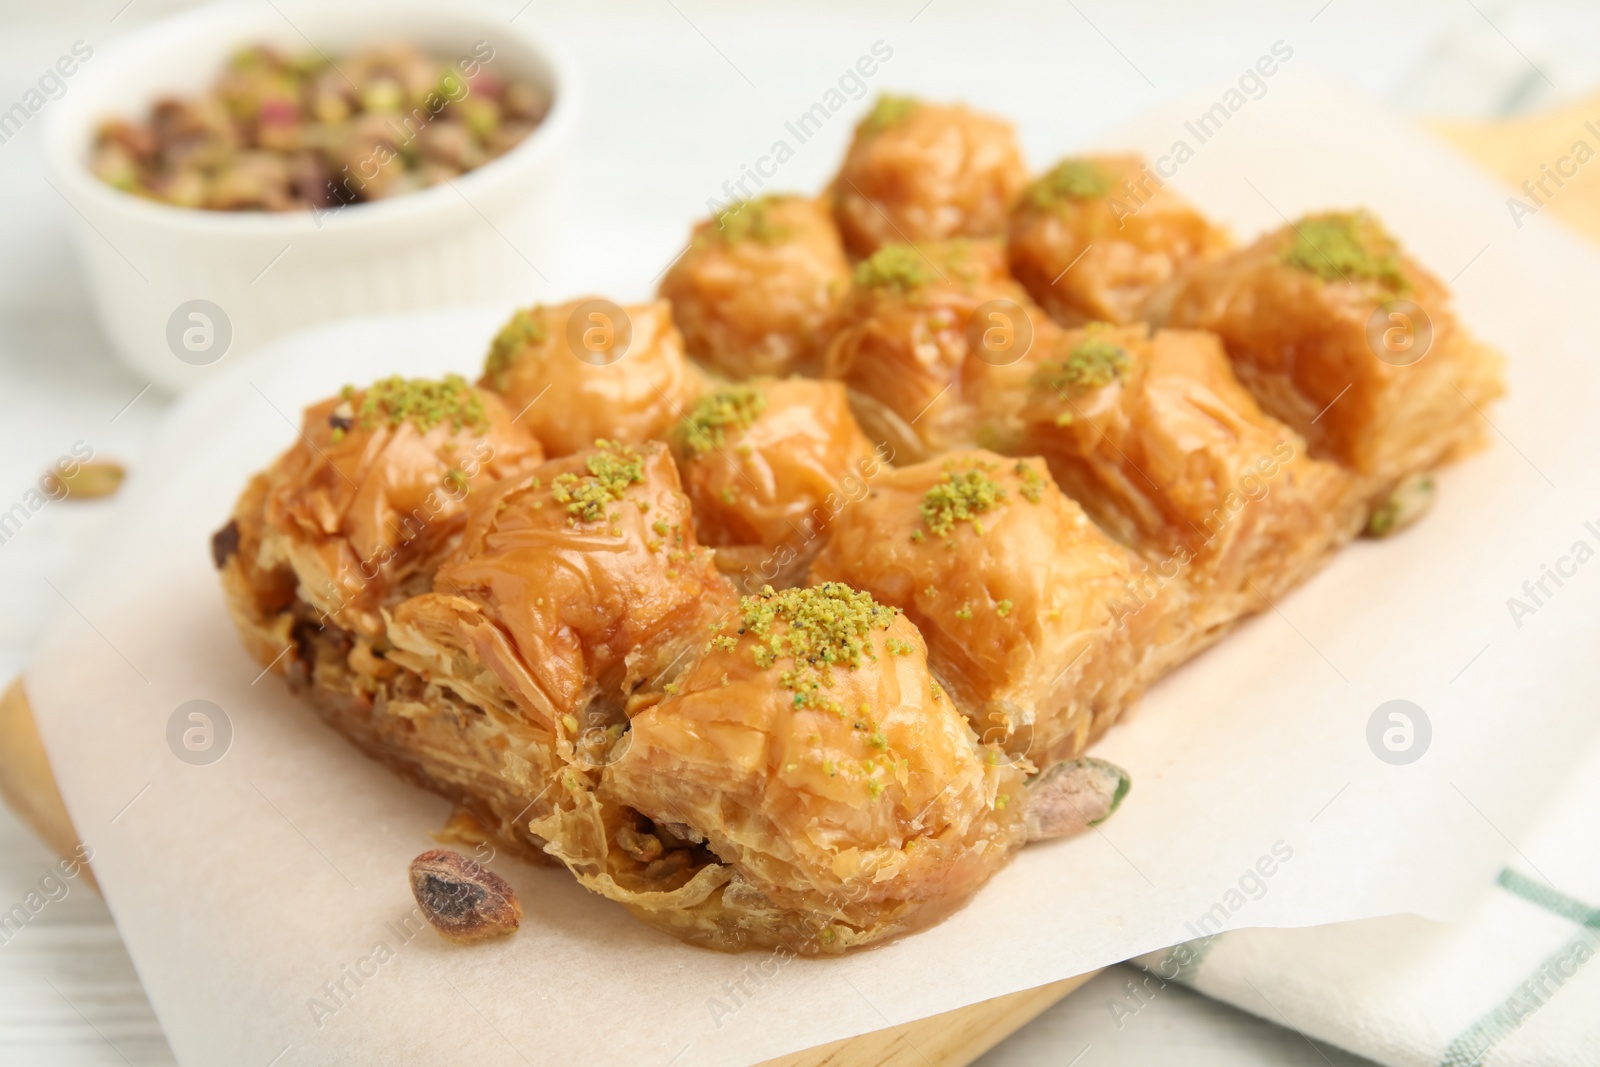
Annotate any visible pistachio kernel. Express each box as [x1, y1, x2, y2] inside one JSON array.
[[407, 848, 521, 944]]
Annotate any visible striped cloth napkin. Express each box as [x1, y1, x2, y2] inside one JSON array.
[[1133, 739, 1600, 1067]]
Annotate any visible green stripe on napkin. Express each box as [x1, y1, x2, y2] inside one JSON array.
[[1495, 868, 1600, 928], [1438, 870, 1600, 1067]]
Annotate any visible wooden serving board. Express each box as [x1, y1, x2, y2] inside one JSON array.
[[0, 100, 1589, 1067]]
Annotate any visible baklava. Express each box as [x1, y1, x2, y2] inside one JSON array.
[[1160, 211, 1505, 501]]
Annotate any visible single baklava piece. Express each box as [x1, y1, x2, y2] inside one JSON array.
[[820, 239, 1059, 461], [669, 379, 887, 590], [831, 95, 1028, 258], [1007, 155, 1230, 327], [1161, 211, 1506, 497], [478, 297, 703, 457], [1019, 325, 1361, 633], [810, 451, 1174, 766], [389, 439, 738, 739], [221, 375, 545, 649], [595, 583, 1026, 953], [658, 195, 852, 379]]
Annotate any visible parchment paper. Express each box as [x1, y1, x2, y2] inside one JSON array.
[[26, 75, 1600, 1066]]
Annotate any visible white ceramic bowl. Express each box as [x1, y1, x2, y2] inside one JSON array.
[[44, 0, 578, 392]]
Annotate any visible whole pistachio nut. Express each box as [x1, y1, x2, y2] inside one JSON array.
[[408, 848, 521, 944], [1024, 757, 1131, 843], [54, 460, 126, 501], [1366, 472, 1435, 538]]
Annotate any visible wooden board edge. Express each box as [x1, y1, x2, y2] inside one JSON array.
[[755, 971, 1098, 1067], [0, 678, 93, 890], [1426, 91, 1600, 246]]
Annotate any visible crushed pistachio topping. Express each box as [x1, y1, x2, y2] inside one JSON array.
[[996, 599, 1013, 618], [483, 305, 548, 389], [551, 440, 646, 523], [1282, 211, 1410, 292], [920, 466, 1007, 537], [853, 243, 935, 291], [1028, 158, 1113, 209], [862, 94, 918, 134], [1014, 461, 1045, 504], [711, 197, 788, 244], [709, 585, 914, 792], [679, 385, 768, 455], [350, 374, 487, 434], [717, 583, 902, 714], [1036, 334, 1129, 396]]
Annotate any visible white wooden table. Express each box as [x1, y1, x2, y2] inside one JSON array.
[[0, 2, 1589, 1063]]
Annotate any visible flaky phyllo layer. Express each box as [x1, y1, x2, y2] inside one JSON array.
[[216, 104, 1504, 955]]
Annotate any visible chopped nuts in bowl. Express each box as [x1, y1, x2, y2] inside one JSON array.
[[44, 0, 579, 392], [90, 41, 553, 213]]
